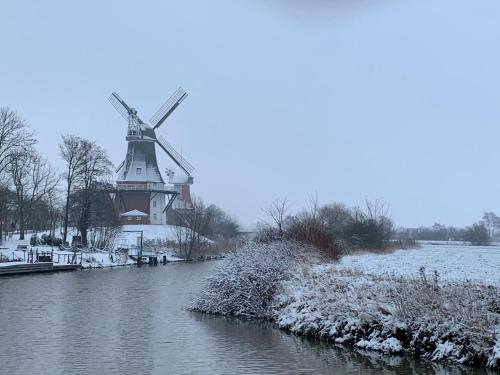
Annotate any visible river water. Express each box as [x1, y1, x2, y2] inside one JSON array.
[[0, 262, 491, 374]]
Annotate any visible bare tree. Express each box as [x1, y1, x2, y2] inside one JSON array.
[[9, 150, 59, 239], [263, 198, 289, 236], [86, 182, 119, 249], [0, 107, 35, 176], [174, 198, 212, 261], [75, 140, 113, 246], [481, 212, 500, 240], [59, 135, 84, 243]]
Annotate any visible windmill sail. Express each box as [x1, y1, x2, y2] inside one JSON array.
[[150, 87, 188, 130], [109, 92, 146, 124], [115, 159, 126, 174], [108, 92, 131, 120], [156, 136, 194, 176]]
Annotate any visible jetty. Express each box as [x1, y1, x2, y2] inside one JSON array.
[[0, 262, 81, 276]]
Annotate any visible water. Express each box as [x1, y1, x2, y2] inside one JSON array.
[[0, 263, 491, 374]]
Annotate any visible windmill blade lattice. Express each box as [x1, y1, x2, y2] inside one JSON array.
[[108, 92, 131, 121], [156, 135, 194, 176], [150, 87, 188, 130]]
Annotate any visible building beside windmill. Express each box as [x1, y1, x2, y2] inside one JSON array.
[[109, 88, 195, 225]]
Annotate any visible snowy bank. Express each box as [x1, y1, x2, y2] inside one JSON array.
[[276, 267, 500, 369], [191, 242, 500, 369]]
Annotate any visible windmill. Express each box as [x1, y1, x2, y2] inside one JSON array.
[[108, 87, 194, 225]]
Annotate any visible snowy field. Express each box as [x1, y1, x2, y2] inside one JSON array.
[[331, 243, 500, 285]]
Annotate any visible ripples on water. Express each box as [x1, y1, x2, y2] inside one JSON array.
[[0, 263, 491, 374]]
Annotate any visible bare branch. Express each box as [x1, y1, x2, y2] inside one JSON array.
[[0, 107, 36, 176], [262, 198, 289, 235]]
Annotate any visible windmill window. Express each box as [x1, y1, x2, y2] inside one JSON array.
[[136, 168, 142, 175], [153, 201, 157, 207], [153, 214, 157, 220]]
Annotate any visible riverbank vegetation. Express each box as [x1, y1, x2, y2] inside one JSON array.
[[258, 198, 416, 260], [190, 242, 500, 369]]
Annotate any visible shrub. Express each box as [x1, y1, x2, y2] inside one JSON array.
[[344, 201, 393, 250], [189, 242, 304, 319], [285, 214, 342, 261]]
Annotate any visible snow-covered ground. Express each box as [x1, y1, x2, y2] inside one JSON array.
[[0, 224, 186, 269], [331, 243, 500, 285], [117, 224, 182, 247], [0, 241, 183, 269]]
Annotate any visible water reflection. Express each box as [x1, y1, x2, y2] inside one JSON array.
[[0, 264, 492, 375]]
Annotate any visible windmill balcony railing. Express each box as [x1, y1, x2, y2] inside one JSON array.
[[114, 183, 180, 192]]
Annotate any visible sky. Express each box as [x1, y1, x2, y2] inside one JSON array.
[[1, 0, 499, 229]]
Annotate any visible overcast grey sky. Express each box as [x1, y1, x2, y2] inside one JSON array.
[[1, 0, 499, 228]]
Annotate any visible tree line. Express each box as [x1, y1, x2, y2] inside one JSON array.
[[395, 212, 498, 246], [259, 198, 398, 259], [260, 197, 498, 255], [0, 107, 115, 245]]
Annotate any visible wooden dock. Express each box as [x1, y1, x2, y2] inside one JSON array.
[[0, 262, 81, 276]]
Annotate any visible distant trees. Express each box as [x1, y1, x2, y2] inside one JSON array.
[[259, 198, 394, 257], [172, 198, 240, 260], [203, 205, 240, 240], [463, 223, 490, 246], [395, 223, 461, 242], [481, 212, 500, 241], [395, 211, 499, 245]]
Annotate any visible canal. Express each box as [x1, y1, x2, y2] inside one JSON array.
[[0, 262, 490, 374]]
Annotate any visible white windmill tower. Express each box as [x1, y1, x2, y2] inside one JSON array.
[[108, 88, 195, 225]]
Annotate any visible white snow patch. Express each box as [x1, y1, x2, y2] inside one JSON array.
[[332, 243, 500, 285]]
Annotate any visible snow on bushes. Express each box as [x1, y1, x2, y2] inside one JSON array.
[[189, 242, 307, 319], [275, 266, 500, 368], [192, 241, 500, 369]]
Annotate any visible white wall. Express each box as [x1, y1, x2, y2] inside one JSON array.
[[149, 193, 166, 224]]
